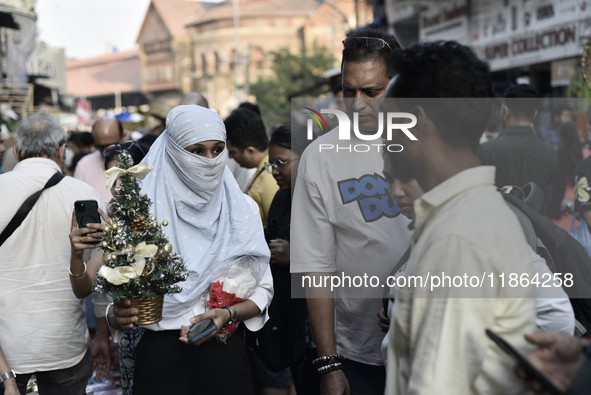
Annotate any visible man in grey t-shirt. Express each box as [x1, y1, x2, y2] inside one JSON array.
[[291, 28, 412, 395]]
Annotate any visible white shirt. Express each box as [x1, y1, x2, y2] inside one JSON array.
[[291, 128, 412, 366], [0, 158, 105, 373], [530, 248, 575, 334], [74, 150, 113, 203], [109, 195, 273, 342], [381, 245, 575, 366], [387, 166, 536, 395]]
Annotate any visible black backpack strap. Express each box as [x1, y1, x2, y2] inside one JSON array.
[[0, 172, 65, 247]]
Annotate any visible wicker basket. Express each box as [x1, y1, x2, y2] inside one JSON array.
[[130, 294, 164, 325]]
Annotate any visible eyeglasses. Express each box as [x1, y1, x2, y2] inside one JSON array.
[[264, 158, 299, 174], [103, 141, 146, 157], [342, 36, 392, 51]]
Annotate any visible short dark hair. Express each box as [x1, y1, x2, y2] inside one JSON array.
[[224, 108, 268, 152], [104, 141, 149, 170], [69, 131, 94, 147], [138, 133, 158, 148], [342, 28, 401, 79], [386, 40, 492, 151], [503, 84, 538, 121], [270, 124, 315, 157], [238, 102, 261, 117]]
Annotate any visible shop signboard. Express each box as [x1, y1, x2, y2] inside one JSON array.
[[471, 0, 580, 46], [76, 100, 91, 127], [419, 0, 470, 44], [415, 0, 591, 71], [467, 1, 591, 71], [551, 57, 577, 86], [473, 22, 580, 70]]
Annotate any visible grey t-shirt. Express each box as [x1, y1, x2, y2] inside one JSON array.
[[291, 127, 412, 365]]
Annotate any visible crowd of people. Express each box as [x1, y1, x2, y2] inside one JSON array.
[[2, 26, 591, 395]]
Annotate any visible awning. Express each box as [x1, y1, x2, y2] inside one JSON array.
[[0, 11, 19, 30]]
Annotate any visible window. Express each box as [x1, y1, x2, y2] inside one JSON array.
[[146, 65, 174, 83], [202, 53, 208, 76]]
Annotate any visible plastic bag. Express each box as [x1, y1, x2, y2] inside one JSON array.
[[570, 216, 591, 258], [205, 263, 258, 343]]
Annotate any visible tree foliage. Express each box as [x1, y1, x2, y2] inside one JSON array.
[[566, 70, 591, 114], [252, 42, 336, 128]]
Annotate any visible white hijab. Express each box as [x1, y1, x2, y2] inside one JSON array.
[[140, 105, 269, 318]]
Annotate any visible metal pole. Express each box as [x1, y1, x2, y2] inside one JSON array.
[[115, 89, 121, 109], [245, 44, 251, 98], [354, 0, 359, 28], [81, 67, 86, 101], [0, 28, 5, 82], [331, 0, 335, 57], [233, 0, 242, 104]]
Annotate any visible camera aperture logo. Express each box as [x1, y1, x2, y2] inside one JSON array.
[[302, 107, 328, 133], [302, 108, 418, 153]]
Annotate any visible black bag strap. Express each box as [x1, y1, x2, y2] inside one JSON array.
[[0, 172, 65, 247], [245, 167, 265, 194]]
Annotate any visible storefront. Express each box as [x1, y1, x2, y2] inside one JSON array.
[[386, 0, 591, 97], [470, 0, 591, 96]]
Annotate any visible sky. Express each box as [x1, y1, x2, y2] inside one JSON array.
[[35, 0, 152, 60]]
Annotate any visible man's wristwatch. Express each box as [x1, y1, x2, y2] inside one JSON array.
[[0, 370, 15, 383]]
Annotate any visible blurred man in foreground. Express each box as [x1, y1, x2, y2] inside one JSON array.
[[382, 41, 536, 394]]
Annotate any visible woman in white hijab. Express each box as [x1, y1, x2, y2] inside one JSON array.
[[107, 105, 273, 394]]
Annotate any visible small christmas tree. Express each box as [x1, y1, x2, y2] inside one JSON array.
[[93, 150, 188, 304]]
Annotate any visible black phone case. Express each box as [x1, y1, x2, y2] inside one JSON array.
[[74, 200, 101, 229]]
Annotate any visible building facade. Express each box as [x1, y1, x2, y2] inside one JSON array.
[[66, 50, 147, 111], [185, 0, 372, 115], [136, 0, 207, 107], [386, 0, 591, 97]]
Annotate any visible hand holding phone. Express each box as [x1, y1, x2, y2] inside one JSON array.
[[485, 329, 566, 395], [186, 319, 217, 344], [75, 200, 101, 228], [70, 200, 104, 248]]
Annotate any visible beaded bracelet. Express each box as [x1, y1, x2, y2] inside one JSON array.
[[317, 362, 343, 376], [312, 354, 345, 368]]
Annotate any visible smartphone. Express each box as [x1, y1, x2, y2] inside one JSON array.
[[186, 319, 217, 344], [74, 200, 101, 245], [485, 329, 565, 395]]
